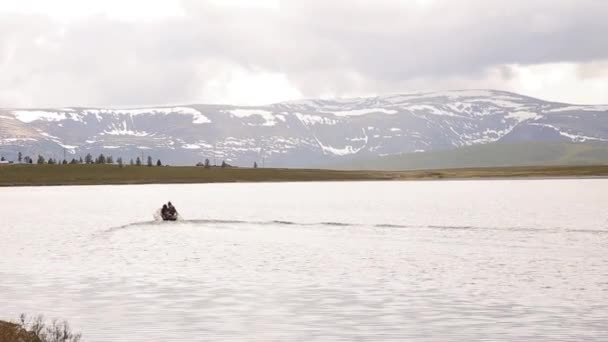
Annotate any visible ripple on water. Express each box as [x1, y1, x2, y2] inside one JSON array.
[[1, 180, 608, 341]]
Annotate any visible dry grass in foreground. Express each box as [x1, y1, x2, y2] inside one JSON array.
[[0, 314, 81, 342], [1, 164, 608, 186]]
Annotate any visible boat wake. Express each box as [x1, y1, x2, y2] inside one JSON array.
[[104, 219, 608, 235], [105, 218, 341, 233]]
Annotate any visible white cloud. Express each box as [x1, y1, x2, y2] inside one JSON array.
[[205, 0, 280, 10], [504, 63, 608, 105], [0, 0, 607, 107], [197, 62, 303, 105], [0, 0, 184, 21]]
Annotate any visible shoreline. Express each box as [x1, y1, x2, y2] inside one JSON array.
[[2, 164, 608, 187], [2, 175, 608, 188]]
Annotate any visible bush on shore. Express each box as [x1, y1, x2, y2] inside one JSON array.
[[0, 314, 82, 342]]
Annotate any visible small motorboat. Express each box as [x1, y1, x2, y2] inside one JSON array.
[[160, 202, 179, 221], [162, 212, 178, 221]]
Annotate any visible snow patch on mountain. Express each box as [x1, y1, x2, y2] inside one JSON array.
[[460, 125, 519, 145], [228, 109, 277, 126], [58, 144, 78, 151], [467, 98, 524, 108], [505, 111, 542, 122], [406, 105, 468, 117], [295, 113, 338, 126], [12, 110, 71, 123], [11, 107, 211, 125], [84, 107, 198, 116], [0, 137, 38, 144], [325, 108, 397, 116], [548, 105, 608, 113], [529, 123, 608, 142], [315, 140, 365, 156], [182, 144, 201, 150], [313, 129, 369, 156], [85, 107, 211, 124], [101, 121, 151, 137], [192, 115, 211, 124]]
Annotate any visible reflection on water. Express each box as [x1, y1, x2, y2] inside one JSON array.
[[1, 180, 608, 341]]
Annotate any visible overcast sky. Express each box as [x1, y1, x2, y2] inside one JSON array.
[[1, 0, 607, 107]]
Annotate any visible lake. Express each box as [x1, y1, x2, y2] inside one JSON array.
[[1, 180, 607, 341]]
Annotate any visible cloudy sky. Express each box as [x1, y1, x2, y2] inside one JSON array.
[[1, 0, 607, 107]]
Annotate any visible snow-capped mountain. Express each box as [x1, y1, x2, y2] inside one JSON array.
[[1, 90, 608, 166]]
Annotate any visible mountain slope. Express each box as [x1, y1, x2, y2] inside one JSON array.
[[332, 142, 608, 170], [1, 90, 608, 166]]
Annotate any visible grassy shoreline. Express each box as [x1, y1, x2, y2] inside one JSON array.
[[1, 164, 608, 187]]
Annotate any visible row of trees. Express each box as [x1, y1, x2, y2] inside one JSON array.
[[195, 158, 235, 168], [6, 152, 260, 168], [194, 159, 261, 169], [13, 152, 164, 167]]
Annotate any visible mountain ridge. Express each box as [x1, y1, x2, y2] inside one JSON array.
[[2, 89, 608, 167], [5, 89, 607, 114]]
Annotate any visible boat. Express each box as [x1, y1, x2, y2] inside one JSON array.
[[159, 202, 179, 221], [162, 213, 178, 221]]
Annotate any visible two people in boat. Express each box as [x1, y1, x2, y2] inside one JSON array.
[[161, 201, 178, 221]]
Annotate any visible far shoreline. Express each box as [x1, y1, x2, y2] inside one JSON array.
[[2, 164, 608, 187]]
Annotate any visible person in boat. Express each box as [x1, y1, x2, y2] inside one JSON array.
[[167, 202, 175, 214], [161, 204, 169, 219], [167, 202, 177, 216], [161, 201, 178, 220]]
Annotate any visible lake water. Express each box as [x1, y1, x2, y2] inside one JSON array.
[[1, 180, 607, 341]]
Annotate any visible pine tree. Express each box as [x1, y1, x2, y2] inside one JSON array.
[[62, 159, 68, 165], [18, 152, 22, 163], [85, 153, 93, 164], [130, 158, 134, 166], [204, 158, 211, 168], [48, 158, 55, 165], [253, 161, 258, 169], [136, 157, 142, 166], [79, 156, 83, 164], [107, 156, 114, 164], [221, 160, 227, 168], [70, 158, 77, 164], [96, 154, 106, 164], [147, 156, 153, 167], [117, 157, 123, 167], [0, 156, 5, 161], [37, 155, 46, 164], [156, 159, 162, 166]]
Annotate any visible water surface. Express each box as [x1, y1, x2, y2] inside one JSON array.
[[1, 180, 607, 341]]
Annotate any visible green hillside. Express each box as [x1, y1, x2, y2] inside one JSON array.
[[335, 142, 608, 171]]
